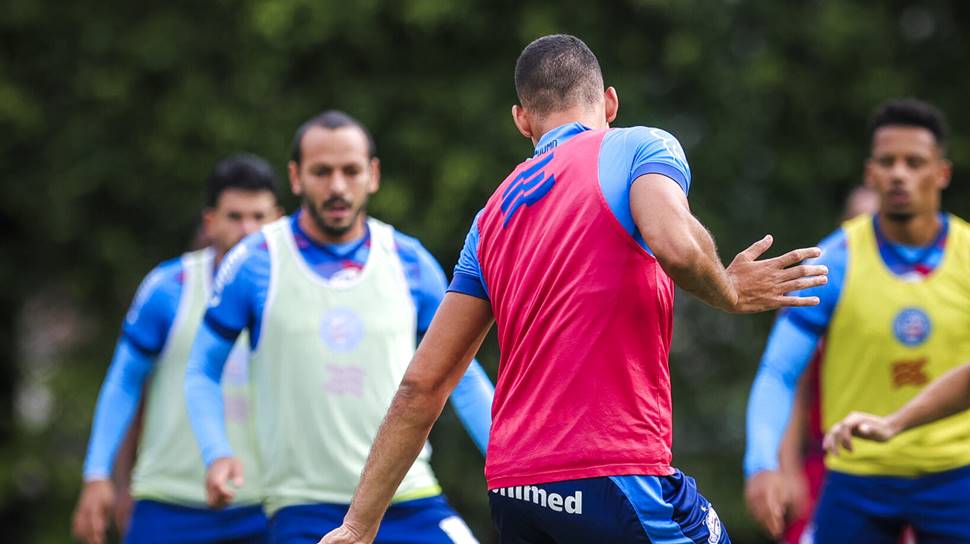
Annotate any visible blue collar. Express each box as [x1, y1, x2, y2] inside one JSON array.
[[872, 212, 948, 263], [290, 210, 369, 257], [533, 122, 593, 157]]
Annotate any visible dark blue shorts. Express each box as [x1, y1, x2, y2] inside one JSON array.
[[125, 499, 267, 544], [812, 464, 970, 544], [488, 470, 729, 543], [267, 495, 478, 543]]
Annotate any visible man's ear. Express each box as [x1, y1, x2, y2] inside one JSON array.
[[512, 104, 534, 140]]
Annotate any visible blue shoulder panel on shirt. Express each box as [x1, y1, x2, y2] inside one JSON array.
[[778, 228, 847, 335], [598, 127, 692, 252], [205, 230, 271, 348], [448, 210, 489, 301], [391, 229, 448, 334], [122, 257, 184, 356]]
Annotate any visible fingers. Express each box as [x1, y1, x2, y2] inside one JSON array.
[[739, 235, 774, 261], [770, 246, 822, 268], [780, 264, 829, 282], [774, 295, 821, 307], [779, 275, 828, 292]]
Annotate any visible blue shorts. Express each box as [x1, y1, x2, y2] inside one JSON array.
[[488, 471, 729, 543], [125, 499, 267, 544], [812, 464, 970, 544], [267, 495, 478, 544]]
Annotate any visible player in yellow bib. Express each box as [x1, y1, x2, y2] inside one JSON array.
[[72, 155, 283, 544], [744, 99, 970, 543]]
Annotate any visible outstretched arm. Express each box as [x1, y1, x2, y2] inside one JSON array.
[[825, 362, 970, 454], [321, 293, 494, 544], [631, 175, 827, 313]]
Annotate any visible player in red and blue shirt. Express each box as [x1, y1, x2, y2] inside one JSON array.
[[319, 34, 827, 544]]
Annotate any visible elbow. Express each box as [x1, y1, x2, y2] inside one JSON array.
[[654, 241, 702, 277], [396, 376, 449, 426]]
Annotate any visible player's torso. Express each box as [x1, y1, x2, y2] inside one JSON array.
[[476, 127, 676, 488], [251, 217, 438, 513], [823, 214, 970, 476], [133, 248, 262, 506]]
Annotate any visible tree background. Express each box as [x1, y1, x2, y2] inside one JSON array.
[[2, 1, 969, 542]]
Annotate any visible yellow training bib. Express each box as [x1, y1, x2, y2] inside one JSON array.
[[823, 214, 970, 476]]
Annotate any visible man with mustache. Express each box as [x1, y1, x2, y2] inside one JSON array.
[[72, 154, 282, 544], [185, 111, 493, 543], [745, 99, 970, 543]]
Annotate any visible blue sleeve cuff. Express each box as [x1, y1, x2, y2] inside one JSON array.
[[631, 162, 690, 195], [447, 272, 489, 301]]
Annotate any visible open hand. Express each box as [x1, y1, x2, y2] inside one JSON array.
[[726, 235, 827, 313]]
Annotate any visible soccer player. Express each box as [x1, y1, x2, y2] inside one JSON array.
[[744, 98, 970, 543], [72, 154, 283, 544], [184, 111, 493, 543], [320, 34, 827, 544]]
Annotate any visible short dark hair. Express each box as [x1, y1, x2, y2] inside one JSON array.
[[868, 98, 948, 148], [290, 110, 377, 164], [205, 153, 280, 208], [514, 34, 604, 116]]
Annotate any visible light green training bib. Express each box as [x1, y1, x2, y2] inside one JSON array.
[[253, 217, 440, 514], [131, 248, 262, 506]]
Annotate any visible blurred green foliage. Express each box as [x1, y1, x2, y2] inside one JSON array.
[[3, 0, 970, 542]]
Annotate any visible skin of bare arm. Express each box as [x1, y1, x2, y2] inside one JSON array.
[[630, 175, 828, 313], [825, 362, 970, 455], [319, 293, 494, 544]]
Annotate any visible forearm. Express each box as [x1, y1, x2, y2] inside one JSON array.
[[744, 317, 820, 477], [83, 339, 153, 480], [344, 292, 493, 535], [778, 370, 811, 475], [658, 215, 736, 311], [890, 363, 970, 434], [184, 324, 235, 465], [346, 376, 451, 533], [448, 358, 494, 456]]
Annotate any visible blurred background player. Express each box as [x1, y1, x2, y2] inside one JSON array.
[[321, 34, 827, 544], [745, 98, 970, 543], [72, 154, 283, 544], [773, 184, 879, 544], [184, 110, 494, 543]]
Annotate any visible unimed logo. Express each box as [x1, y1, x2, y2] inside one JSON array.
[[492, 486, 583, 514]]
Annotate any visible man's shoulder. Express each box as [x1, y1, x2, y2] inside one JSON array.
[[124, 255, 184, 327], [212, 230, 271, 294]]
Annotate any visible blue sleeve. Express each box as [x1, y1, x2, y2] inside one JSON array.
[[203, 232, 269, 346], [82, 337, 155, 480], [598, 127, 692, 250], [447, 210, 489, 301], [393, 231, 450, 334], [184, 322, 236, 466], [779, 228, 849, 335], [82, 261, 182, 479], [122, 258, 183, 355], [626, 127, 691, 193], [449, 360, 494, 456], [744, 316, 822, 476]]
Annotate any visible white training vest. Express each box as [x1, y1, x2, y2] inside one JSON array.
[[131, 248, 262, 506], [252, 217, 439, 514]]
